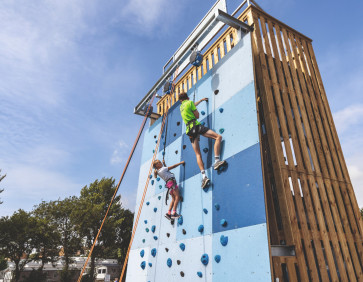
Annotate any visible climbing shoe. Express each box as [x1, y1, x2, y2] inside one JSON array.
[[201, 177, 210, 189], [171, 213, 181, 219], [213, 160, 227, 170], [165, 213, 172, 221]]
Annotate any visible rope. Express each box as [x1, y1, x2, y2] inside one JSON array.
[[119, 66, 179, 282], [76, 93, 156, 282]]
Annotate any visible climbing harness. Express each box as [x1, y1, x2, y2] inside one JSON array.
[[164, 177, 177, 205], [76, 93, 156, 282]]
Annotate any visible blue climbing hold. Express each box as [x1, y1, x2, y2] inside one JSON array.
[[198, 225, 204, 233], [159, 185, 162, 189], [140, 249, 145, 258], [203, 148, 208, 153], [220, 219, 227, 227], [145, 228, 149, 233], [149, 175, 152, 179], [157, 177, 160, 181], [155, 140, 157, 144], [153, 236, 158, 240], [201, 111, 205, 115], [201, 121, 205, 126], [142, 239, 145, 243], [215, 255, 221, 263], [167, 258, 172, 268], [144, 220, 147, 224], [197, 272, 203, 278], [153, 149, 155, 153], [161, 135, 164, 139], [214, 203, 220, 210], [201, 254, 209, 266], [151, 248, 157, 257], [151, 225, 156, 233], [220, 235, 228, 246], [203, 208, 208, 214], [163, 141, 166, 145], [178, 216, 183, 225], [162, 151, 165, 155], [146, 202, 150, 206], [153, 207, 157, 212], [219, 128, 224, 134], [151, 180, 154, 185], [179, 243, 185, 251], [219, 108, 224, 113], [148, 262, 152, 267], [140, 261, 146, 270], [158, 196, 161, 200]]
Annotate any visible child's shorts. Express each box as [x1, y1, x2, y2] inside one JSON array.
[[166, 178, 178, 196]]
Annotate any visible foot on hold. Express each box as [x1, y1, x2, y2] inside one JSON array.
[[201, 177, 210, 189], [213, 160, 227, 170], [171, 212, 181, 219], [165, 213, 172, 221]]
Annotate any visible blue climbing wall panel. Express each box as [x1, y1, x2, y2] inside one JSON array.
[[126, 33, 271, 281]]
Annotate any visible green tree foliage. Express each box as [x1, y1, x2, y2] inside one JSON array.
[[72, 177, 131, 280], [0, 255, 7, 271], [0, 210, 36, 282], [0, 169, 5, 204]]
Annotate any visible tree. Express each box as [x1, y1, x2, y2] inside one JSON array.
[[0, 210, 36, 282], [0, 169, 5, 204], [0, 255, 7, 271], [72, 178, 132, 280]]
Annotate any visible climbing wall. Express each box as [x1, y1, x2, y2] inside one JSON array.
[[126, 33, 271, 281]]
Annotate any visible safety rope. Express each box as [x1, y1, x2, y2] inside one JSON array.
[[119, 66, 179, 282], [76, 93, 156, 282]]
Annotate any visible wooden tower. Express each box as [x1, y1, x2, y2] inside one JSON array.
[[154, 4, 363, 281]]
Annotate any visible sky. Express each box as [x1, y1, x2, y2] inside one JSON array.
[[0, 0, 362, 217]]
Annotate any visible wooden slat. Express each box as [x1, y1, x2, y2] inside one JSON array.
[[213, 47, 219, 65], [208, 53, 213, 70], [219, 40, 225, 59], [226, 33, 232, 52]]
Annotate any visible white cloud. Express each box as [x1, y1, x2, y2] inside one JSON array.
[[110, 141, 129, 165], [334, 104, 363, 134]]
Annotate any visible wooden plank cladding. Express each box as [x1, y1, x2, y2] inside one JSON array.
[[246, 5, 363, 282]]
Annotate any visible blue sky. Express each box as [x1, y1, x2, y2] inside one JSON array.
[[0, 0, 362, 216]]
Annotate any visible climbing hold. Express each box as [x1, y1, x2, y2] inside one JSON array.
[[151, 225, 156, 233], [154, 135, 157, 139], [220, 235, 228, 246], [148, 262, 152, 267], [214, 89, 219, 95], [153, 236, 158, 240], [215, 255, 221, 263], [219, 128, 224, 134], [151, 248, 157, 257], [167, 258, 172, 268], [142, 239, 145, 243], [201, 121, 205, 126], [203, 208, 208, 214], [144, 220, 147, 224], [183, 145, 186, 150], [203, 148, 208, 153], [165, 248, 169, 252], [157, 177, 160, 181], [178, 216, 183, 225], [163, 141, 166, 146], [140, 249, 145, 258], [177, 260, 181, 265], [219, 108, 224, 113], [161, 135, 164, 139], [179, 243, 185, 251], [166, 233, 170, 237], [158, 196, 161, 200], [201, 254, 209, 266], [177, 121, 180, 126], [214, 203, 220, 211], [220, 219, 227, 227], [140, 261, 146, 270], [146, 201, 150, 206], [180, 271, 185, 277], [155, 140, 157, 144], [145, 228, 149, 233], [153, 149, 155, 153], [151, 180, 154, 185], [198, 225, 204, 233], [162, 151, 165, 155], [175, 150, 178, 154], [201, 111, 205, 115], [159, 185, 162, 189], [197, 271, 203, 278], [182, 229, 187, 235], [149, 175, 152, 179], [174, 133, 176, 137], [153, 207, 157, 212]]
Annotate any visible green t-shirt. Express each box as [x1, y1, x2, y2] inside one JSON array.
[[180, 100, 201, 134]]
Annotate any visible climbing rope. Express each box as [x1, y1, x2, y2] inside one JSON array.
[[119, 67, 179, 282], [76, 93, 156, 282]]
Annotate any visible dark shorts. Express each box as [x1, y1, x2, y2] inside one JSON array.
[[187, 124, 209, 143]]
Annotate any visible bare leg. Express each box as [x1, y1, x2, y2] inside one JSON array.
[[190, 139, 205, 171], [168, 195, 175, 212], [172, 189, 180, 211], [202, 129, 222, 157]]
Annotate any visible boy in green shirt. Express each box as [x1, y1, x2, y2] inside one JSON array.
[[179, 92, 227, 188]]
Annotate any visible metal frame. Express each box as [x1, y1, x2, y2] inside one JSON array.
[[134, 8, 253, 116]]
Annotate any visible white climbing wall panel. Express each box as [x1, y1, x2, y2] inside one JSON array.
[[126, 33, 271, 281]]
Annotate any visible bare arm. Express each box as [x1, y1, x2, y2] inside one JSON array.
[[168, 161, 185, 171], [193, 109, 200, 119], [195, 98, 208, 106], [153, 170, 158, 178]]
